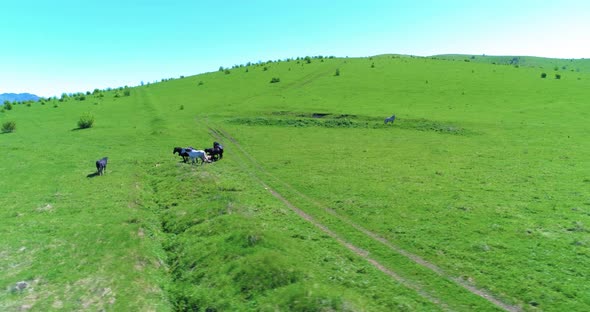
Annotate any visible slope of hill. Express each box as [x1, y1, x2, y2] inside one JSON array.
[[0, 93, 40, 103], [433, 54, 590, 73], [1, 55, 589, 311]]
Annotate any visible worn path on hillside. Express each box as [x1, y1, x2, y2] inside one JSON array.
[[204, 121, 521, 312], [204, 125, 448, 310]]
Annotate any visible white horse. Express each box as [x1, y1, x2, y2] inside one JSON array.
[[186, 148, 210, 165], [384, 114, 396, 124]]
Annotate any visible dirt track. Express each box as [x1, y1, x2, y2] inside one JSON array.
[[205, 123, 521, 312]]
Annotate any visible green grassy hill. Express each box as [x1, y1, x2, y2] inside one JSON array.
[[1, 55, 589, 311]]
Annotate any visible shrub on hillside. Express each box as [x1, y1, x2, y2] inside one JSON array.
[[3, 101, 12, 110], [1, 121, 16, 133], [541, 73, 547, 78], [123, 89, 131, 96], [59, 93, 69, 102], [270, 77, 281, 83], [555, 74, 561, 79], [335, 68, 340, 76], [77, 113, 95, 129]]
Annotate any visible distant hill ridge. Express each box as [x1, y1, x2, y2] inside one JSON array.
[[0, 93, 40, 103], [432, 54, 590, 72]]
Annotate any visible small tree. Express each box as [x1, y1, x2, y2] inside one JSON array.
[[335, 68, 340, 76], [541, 72, 547, 78], [3, 101, 12, 110], [2, 121, 16, 133], [77, 113, 95, 129], [555, 74, 561, 79], [59, 93, 69, 102]]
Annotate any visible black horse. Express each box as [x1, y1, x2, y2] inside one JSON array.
[[96, 157, 108, 176], [205, 146, 223, 161], [173, 147, 189, 163]]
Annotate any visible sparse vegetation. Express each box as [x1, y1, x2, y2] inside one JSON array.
[[270, 77, 280, 83]]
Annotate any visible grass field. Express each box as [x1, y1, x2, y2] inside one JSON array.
[[1, 55, 589, 311]]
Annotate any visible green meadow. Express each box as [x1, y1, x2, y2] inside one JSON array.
[[1, 55, 589, 311]]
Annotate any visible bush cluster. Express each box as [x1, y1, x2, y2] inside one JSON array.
[[77, 113, 95, 129], [1, 121, 16, 133]]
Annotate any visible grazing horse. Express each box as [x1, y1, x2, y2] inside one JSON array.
[[186, 149, 210, 165], [173, 147, 190, 163], [96, 157, 108, 176], [213, 142, 224, 159], [205, 146, 223, 161], [384, 114, 396, 124]]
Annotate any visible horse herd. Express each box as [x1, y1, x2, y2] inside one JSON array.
[[93, 142, 223, 176], [173, 141, 224, 165]]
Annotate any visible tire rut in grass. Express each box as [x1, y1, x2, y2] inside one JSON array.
[[205, 122, 521, 312], [204, 125, 449, 309]]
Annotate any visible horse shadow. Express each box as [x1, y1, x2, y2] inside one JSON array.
[[86, 172, 100, 178]]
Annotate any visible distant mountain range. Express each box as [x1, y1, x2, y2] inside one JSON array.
[[0, 93, 40, 103]]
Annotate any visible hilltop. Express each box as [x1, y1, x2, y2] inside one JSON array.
[[1, 55, 589, 311]]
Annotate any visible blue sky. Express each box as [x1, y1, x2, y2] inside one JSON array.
[[1, 0, 589, 97]]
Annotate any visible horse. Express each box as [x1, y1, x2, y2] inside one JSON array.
[[96, 157, 108, 176], [205, 146, 223, 161], [186, 149, 210, 165], [213, 142, 224, 159], [384, 114, 396, 124], [173, 147, 189, 163]]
